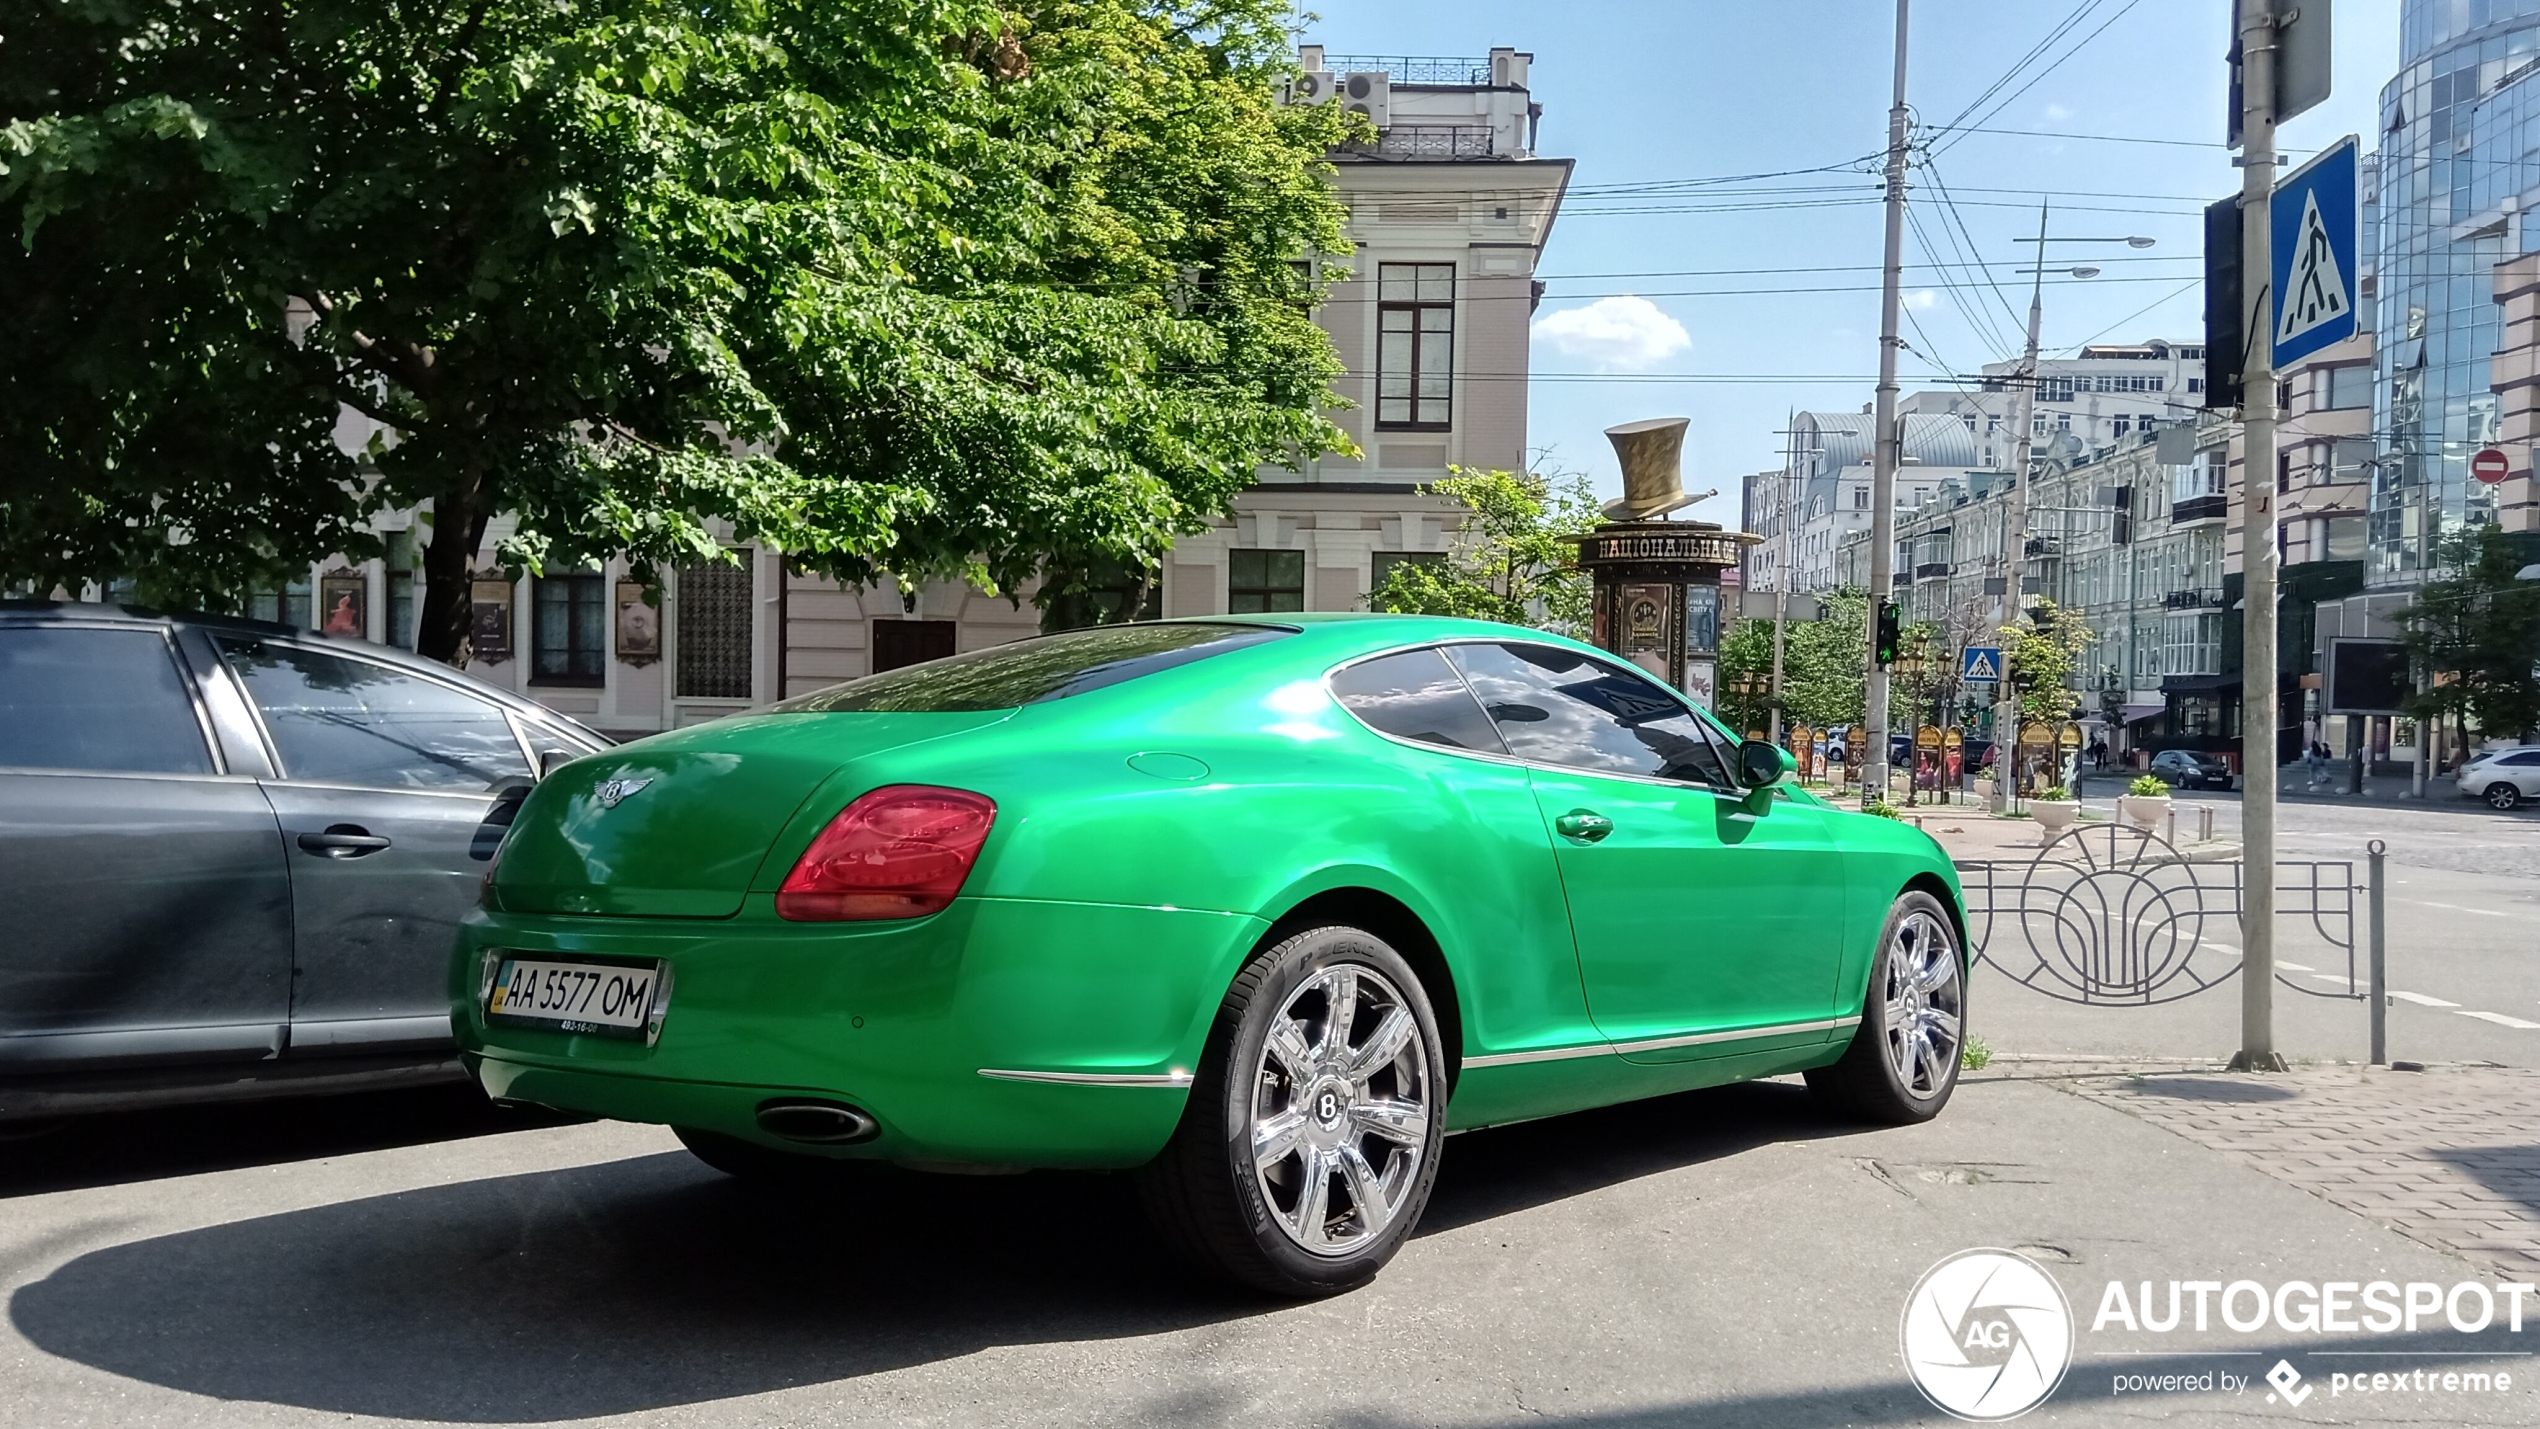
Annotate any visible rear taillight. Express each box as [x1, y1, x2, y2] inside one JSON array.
[[776, 785, 997, 921]]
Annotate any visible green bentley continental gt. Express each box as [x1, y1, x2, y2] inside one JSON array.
[[456, 614, 1968, 1295]]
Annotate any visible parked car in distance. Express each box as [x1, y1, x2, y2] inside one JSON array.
[[458, 614, 1971, 1297], [2149, 749, 2234, 790], [2456, 746, 2540, 810], [0, 602, 608, 1121]]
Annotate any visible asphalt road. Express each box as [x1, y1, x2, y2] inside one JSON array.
[[4, 1074, 2532, 1428], [1968, 787, 2540, 1071]]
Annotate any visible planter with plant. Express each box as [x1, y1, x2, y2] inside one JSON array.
[[2029, 783, 2080, 831], [2120, 774, 2173, 831]]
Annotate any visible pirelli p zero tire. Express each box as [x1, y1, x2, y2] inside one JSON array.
[[1806, 890, 1965, 1125], [1138, 924, 1448, 1298]]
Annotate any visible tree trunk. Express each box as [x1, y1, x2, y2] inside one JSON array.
[[415, 465, 489, 668]]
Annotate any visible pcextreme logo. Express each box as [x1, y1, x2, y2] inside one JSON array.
[[1900, 1248, 2076, 1421]]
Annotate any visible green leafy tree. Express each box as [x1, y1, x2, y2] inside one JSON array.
[[2398, 523, 2540, 741], [1366, 467, 1599, 635], [2002, 597, 2093, 723], [1, 0, 1356, 661], [1715, 587, 1869, 734]]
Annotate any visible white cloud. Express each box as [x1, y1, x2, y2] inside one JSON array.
[[1906, 289, 1939, 310], [2042, 102, 2074, 123], [1531, 295, 1692, 371]]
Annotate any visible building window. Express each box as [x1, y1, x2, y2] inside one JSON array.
[[1377, 262, 1454, 429], [1229, 549, 1305, 613], [2040, 378, 2074, 403], [2324, 365, 2372, 410], [1370, 551, 1447, 597], [871, 618, 955, 672], [531, 572, 607, 685], [383, 531, 419, 649], [1853, 485, 1870, 509], [247, 579, 313, 629], [676, 554, 754, 698]]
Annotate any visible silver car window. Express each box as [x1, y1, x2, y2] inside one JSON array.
[[0, 627, 214, 775], [217, 638, 531, 791]]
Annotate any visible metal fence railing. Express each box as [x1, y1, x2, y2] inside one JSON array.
[[1954, 823, 2366, 1008]]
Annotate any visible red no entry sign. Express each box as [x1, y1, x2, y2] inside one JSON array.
[[2472, 446, 2512, 484]]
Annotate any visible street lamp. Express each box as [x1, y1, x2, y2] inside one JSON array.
[[1988, 209, 2158, 815]]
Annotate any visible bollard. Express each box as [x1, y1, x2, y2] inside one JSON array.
[[2166, 805, 2176, 845], [2368, 839, 2388, 1066]]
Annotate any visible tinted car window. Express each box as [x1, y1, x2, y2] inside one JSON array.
[[0, 626, 213, 774], [2504, 751, 2540, 767], [778, 622, 1292, 713], [219, 639, 531, 790], [1328, 648, 1507, 754], [1444, 642, 1733, 788]]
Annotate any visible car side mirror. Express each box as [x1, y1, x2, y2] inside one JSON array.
[[538, 749, 580, 780], [1734, 740, 1794, 815]]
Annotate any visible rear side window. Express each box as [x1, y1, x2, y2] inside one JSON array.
[[1329, 648, 1506, 754], [2505, 752, 2540, 767], [219, 639, 531, 790], [0, 626, 213, 774], [778, 622, 1293, 713], [1444, 641, 1733, 789]]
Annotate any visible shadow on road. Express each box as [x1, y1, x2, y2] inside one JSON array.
[[2431, 1144, 2540, 1220], [7, 1079, 1868, 1421], [0, 1083, 579, 1201]]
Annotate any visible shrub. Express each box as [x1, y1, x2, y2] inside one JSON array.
[[1862, 798, 1904, 820], [2128, 775, 2171, 798], [2037, 785, 2072, 801], [1961, 1035, 1994, 1071]]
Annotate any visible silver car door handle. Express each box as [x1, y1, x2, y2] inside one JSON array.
[[298, 829, 392, 858]]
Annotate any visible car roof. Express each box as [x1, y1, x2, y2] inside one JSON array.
[[1180, 611, 1610, 662], [0, 599, 595, 731]]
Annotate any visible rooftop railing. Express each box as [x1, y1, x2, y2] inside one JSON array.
[[1318, 54, 1495, 85]]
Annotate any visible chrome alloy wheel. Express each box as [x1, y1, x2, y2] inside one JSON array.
[[1247, 964, 1432, 1257], [1882, 910, 1962, 1099]]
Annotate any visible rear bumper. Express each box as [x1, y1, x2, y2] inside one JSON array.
[[452, 896, 1264, 1168]]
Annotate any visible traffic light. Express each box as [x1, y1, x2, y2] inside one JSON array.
[[1874, 601, 1901, 666]]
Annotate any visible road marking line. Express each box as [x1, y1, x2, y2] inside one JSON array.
[[2387, 991, 2459, 1008], [2402, 899, 2509, 918], [2453, 1010, 2540, 1030], [2307, 974, 2353, 986], [2277, 960, 2316, 971]]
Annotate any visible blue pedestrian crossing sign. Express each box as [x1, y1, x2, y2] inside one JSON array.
[[2271, 136, 2359, 368], [1960, 646, 2004, 683]]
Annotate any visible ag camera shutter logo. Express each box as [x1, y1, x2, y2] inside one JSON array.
[[1901, 1248, 2076, 1420]]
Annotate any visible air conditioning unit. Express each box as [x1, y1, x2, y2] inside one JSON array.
[[1341, 70, 1391, 128], [1287, 70, 1340, 105]]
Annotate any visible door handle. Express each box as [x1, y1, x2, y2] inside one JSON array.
[[1553, 810, 1614, 843], [298, 827, 391, 858]]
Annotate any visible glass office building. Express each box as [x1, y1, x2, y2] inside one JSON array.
[[2372, 0, 2540, 582]]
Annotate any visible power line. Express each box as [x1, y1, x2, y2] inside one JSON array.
[[1933, 0, 2151, 158]]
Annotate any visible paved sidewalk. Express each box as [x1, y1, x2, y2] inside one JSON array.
[[2053, 1062, 2540, 1282]]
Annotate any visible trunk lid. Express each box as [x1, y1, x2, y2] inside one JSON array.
[[492, 710, 1011, 917]]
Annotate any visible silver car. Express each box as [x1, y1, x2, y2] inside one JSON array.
[[0, 602, 606, 1120], [2456, 746, 2540, 810]]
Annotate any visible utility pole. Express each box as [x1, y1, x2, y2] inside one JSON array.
[[1993, 202, 2048, 813], [1864, 0, 1911, 802], [2233, 0, 2286, 1073], [1771, 426, 1793, 746]]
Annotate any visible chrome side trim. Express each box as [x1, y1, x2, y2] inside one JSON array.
[[1461, 1015, 1860, 1071], [1459, 1042, 1615, 1070], [1606, 1015, 1860, 1058], [976, 1068, 1195, 1088]]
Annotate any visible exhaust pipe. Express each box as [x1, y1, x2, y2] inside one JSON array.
[[754, 1098, 879, 1145]]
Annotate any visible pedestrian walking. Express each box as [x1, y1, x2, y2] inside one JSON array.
[[2303, 739, 2326, 788]]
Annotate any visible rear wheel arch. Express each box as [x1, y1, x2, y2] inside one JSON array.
[[1901, 871, 1970, 966], [1256, 887, 1464, 1093]]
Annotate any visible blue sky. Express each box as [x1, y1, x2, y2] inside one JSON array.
[[1302, 1, 2399, 521]]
